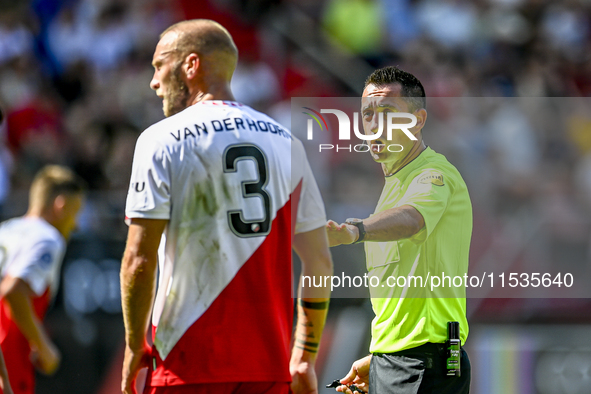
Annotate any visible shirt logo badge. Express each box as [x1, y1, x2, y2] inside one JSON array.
[[39, 251, 52, 266], [418, 172, 444, 186], [131, 182, 145, 192]]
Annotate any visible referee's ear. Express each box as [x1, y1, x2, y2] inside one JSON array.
[[411, 108, 427, 136]]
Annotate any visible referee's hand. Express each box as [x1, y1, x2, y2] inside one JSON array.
[[336, 355, 371, 393], [326, 220, 358, 247]]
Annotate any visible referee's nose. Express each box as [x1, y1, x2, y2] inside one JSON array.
[[368, 112, 383, 136]]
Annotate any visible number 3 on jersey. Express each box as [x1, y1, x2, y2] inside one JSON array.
[[223, 144, 271, 237]]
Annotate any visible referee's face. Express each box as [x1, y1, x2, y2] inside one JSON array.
[[362, 83, 421, 164]]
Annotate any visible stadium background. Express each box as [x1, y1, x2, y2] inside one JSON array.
[[1, 0, 591, 393]]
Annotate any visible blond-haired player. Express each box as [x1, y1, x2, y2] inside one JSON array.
[[0, 165, 85, 394]]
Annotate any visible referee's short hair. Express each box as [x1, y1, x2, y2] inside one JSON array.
[[29, 165, 86, 211], [365, 66, 426, 112]]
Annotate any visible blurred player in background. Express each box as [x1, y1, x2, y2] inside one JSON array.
[[0, 106, 12, 217], [0, 107, 12, 394], [0, 349, 12, 394], [0, 165, 85, 394], [326, 66, 472, 394], [120, 19, 333, 394]]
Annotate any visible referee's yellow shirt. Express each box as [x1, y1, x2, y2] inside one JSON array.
[[366, 147, 472, 353]]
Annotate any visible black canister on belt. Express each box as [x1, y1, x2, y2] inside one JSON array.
[[446, 321, 461, 377]]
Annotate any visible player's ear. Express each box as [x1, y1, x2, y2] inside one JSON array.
[[184, 53, 199, 80], [52, 194, 67, 217]]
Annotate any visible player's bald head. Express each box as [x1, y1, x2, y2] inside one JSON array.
[[160, 19, 238, 81]]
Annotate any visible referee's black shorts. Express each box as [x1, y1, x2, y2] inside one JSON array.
[[369, 343, 471, 394]]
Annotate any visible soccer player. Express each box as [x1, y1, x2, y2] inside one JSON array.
[[0, 349, 13, 394], [0, 165, 85, 394], [326, 66, 472, 394], [120, 20, 333, 394]]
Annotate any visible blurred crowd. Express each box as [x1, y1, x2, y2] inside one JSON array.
[[0, 0, 590, 273], [0, 1, 591, 392]]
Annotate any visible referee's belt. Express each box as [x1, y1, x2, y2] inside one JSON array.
[[373, 342, 460, 369]]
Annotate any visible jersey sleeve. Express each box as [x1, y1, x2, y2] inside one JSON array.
[[125, 133, 172, 222], [6, 239, 63, 296], [397, 169, 451, 242], [292, 140, 326, 234]]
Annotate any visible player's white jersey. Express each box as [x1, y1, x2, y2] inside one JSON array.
[[0, 217, 65, 297], [125, 100, 325, 361]]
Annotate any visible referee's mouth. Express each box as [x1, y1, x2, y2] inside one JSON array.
[[370, 139, 385, 152]]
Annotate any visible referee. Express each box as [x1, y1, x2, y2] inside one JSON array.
[[326, 66, 472, 394]]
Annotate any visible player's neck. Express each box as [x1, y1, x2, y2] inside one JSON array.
[[188, 82, 235, 105], [25, 208, 63, 236], [25, 209, 52, 226]]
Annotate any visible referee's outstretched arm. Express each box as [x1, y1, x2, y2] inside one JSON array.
[[326, 205, 424, 247]]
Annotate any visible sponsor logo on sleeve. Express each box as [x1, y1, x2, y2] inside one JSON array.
[[418, 171, 444, 186]]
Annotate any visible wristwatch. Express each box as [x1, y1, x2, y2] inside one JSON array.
[[345, 218, 366, 244]]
